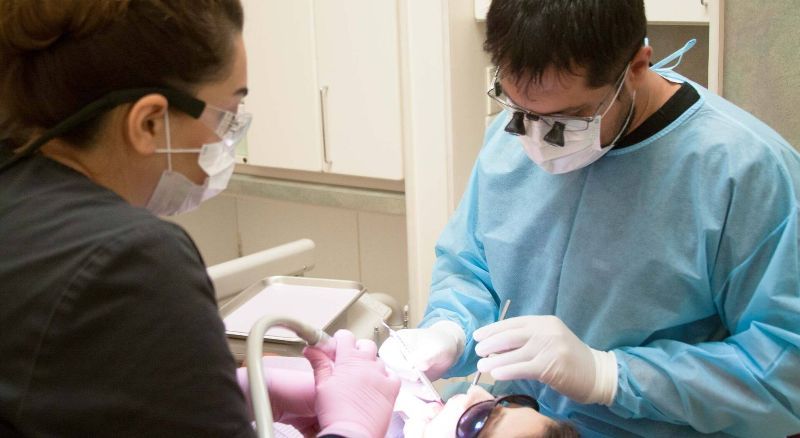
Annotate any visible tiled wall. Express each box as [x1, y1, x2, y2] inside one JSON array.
[[723, 0, 800, 149], [169, 193, 410, 310]]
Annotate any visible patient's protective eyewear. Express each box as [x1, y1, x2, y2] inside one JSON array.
[[456, 394, 540, 438]]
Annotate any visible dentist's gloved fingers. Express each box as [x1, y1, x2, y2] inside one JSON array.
[[377, 337, 424, 383], [394, 329, 435, 369], [473, 316, 535, 342], [378, 336, 416, 372], [474, 327, 537, 357], [476, 346, 534, 374], [486, 361, 543, 382], [473, 315, 618, 405], [378, 322, 466, 381]]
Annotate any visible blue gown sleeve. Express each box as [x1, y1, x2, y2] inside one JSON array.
[[417, 118, 507, 378], [609, 155, 800, 435]]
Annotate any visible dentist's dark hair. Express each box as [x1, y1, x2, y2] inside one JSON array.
[[0, 0, 243, 150], [484, 0, 646, 89]]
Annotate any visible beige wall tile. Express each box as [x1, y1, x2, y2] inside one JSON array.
[[236, 196, 361, 282], [723, 0, 800, 148], [357, 212, 410, 312], [167, 194, 240, 266]]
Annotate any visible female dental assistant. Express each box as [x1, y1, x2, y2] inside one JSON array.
[[0, 1, 396, 436]]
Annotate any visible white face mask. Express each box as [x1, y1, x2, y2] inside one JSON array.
[[146, 109, 250, 216], [518, 65, 634, 174]]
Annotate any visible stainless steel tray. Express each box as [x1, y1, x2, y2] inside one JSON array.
[[220, 275, 365, 344]]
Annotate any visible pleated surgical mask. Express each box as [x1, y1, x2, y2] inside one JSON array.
[[509, 64, 634, 174], [146, 105, 251, 216]]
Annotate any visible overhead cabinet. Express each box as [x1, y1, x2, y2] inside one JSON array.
[[241, 0, 404, 181], [475, 0, 712, 23], [643, 0, 711, 24]]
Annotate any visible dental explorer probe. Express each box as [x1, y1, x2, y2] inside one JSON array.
[[381, 319, 443, 403], [471, 299, 512, 386]]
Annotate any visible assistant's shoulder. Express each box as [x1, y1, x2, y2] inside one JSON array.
[[99, 212, 206, 277], [91, 200, 204, 264], [62, 202, 214, 304]]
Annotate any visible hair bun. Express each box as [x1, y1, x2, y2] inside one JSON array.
[[0, 0, 130, 53]]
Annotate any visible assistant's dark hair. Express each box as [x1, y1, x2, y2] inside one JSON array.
[[0, 0, 244, 149], [484, 0, 646, 89]]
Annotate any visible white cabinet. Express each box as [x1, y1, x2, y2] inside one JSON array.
[[241, 0, 404, 181], [644, 0, 710, 24], [475, 0, 713, 23]]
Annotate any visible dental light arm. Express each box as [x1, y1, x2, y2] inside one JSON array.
[[247, 315, 334, 438]]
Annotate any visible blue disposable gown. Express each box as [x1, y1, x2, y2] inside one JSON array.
[[420, 70, 800, 437]]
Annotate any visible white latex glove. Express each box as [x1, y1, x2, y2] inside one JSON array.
[[378, 321, 466, 381], [474, 315, 618, 405]]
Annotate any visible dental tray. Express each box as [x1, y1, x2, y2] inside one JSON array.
[[220, 276, 364, 344]]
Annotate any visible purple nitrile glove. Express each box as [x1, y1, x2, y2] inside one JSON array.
[[236, 356, 317, 430], [303, 330, 401, 438]]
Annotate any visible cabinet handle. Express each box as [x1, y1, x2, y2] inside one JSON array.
[[319, 86, 332, 168]]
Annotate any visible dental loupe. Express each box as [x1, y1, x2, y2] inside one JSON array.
[[246, 315, 334, 438]]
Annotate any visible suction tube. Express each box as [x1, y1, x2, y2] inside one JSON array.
[[247, 315, 334, 438]]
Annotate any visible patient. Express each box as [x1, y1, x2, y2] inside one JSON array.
[[407, 385, 578, 438], [239, 356, 577, 437]]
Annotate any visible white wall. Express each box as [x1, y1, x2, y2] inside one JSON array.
[[447, 1, 492, 210], [169, 193, 409, 308]]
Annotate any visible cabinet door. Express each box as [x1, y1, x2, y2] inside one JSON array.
[[477, 0, 712, 24], [644, 0, 710, 24], [313, 0, 404, 180], [241, 0, 323, 171]]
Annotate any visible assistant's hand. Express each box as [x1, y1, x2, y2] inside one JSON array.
[[378, 321, 466, 381], [474, 315, 618, 405], [236, 356, 317, 429], [303, 330, 400, 438]]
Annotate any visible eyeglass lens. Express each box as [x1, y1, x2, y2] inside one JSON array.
[[456, 394, 539, 438]]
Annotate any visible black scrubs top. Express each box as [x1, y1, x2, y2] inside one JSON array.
[[615, 81, 700, 149], [0, 155, 255, 437]]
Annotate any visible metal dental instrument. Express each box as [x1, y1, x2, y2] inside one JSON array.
[[471, 299, 512, 386], [380, 320, 443, 403]]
